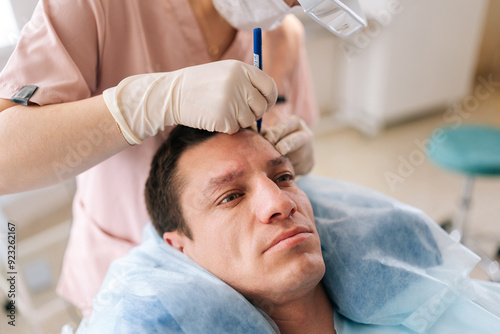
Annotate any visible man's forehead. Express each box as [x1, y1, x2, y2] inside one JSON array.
[[185, 129, 279, 162], [178, 130, 289, 191], [215, 129, 273, 149]]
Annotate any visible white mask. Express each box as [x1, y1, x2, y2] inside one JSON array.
[[212, 0, 293, 31]]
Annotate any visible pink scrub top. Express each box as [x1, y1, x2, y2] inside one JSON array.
[[0, 0, 318, 316]]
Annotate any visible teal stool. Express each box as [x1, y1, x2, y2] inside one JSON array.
[[428, 124, 500, 281]]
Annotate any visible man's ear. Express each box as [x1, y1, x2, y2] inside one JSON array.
[[163, 231, 189, 253]]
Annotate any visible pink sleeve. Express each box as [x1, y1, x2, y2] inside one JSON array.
[[0, 0, 103, 105]]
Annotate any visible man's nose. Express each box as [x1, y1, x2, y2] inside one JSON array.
[[255, 178, 297, 224]]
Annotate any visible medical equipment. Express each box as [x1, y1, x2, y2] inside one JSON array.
[[74, 176, 500, 333], [297, 0, 367, 38], [254, 28, 263, 133]]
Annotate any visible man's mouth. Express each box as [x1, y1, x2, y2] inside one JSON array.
[[264, 227, 312, 253]]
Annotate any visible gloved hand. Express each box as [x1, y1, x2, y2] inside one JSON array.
[[103, 60, 278, 145], [257, 115, 314, 175]]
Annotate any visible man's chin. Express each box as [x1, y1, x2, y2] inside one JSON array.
[[258, 253, 326, 304]]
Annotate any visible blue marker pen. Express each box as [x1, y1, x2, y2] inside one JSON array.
[[253, 28, 262, 133]]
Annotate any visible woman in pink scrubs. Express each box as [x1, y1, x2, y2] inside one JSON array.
[[0, 0, 317, 316]]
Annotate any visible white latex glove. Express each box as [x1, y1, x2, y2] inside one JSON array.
[[257, 115, 314, 175], [103, 60, 278, 145]]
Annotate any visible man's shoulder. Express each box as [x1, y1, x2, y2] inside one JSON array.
[[84, 231, 278, 333]]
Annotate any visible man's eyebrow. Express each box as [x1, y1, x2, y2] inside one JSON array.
[[202, 156, 292, 197], [267, 155, 291, 168], [202, 169, 245, 197]]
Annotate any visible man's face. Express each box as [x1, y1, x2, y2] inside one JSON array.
[[166, 130, 324, 305]]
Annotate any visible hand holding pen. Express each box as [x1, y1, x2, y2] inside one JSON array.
[[254, 28, 263, 133]]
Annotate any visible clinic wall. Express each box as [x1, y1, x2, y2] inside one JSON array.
[[0, 0, 38, 72], [10, 0, 39, 31], [0, 46, 14, 72], [300, 0, 490, 135], [476, 0, 500, 79]]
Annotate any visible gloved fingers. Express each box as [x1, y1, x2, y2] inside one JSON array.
[[287, 145, 315, 175], [262, 114, 303, 144], [106, 60, 280, 141], [250, 119, 314, 175], [245, 64, 278, 110], [249, 121, 267, 134], [248, 115, 314, 175], [211, 115, 240, 134], [276, 124, 315, 175], [237, 114, 260, 131], [246, 86, 270, 122], [274, 127, 312, 156], [266, 115, 314, 175]]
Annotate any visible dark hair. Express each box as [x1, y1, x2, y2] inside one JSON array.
[[145, 126, 218, 239]]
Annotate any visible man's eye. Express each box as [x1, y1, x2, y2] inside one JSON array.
[[221, 193, 242, 204], [275, 173, 294, 184]]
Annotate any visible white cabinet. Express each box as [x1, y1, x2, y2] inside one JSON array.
[[301, 0, 489, 135]]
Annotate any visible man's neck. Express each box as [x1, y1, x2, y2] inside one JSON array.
[[267, 283, 335, 334]]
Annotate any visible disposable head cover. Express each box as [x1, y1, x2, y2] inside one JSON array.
[[76, 225, 278, 333], [300, 176, 500, 333], [75, 175, 500, 334]]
